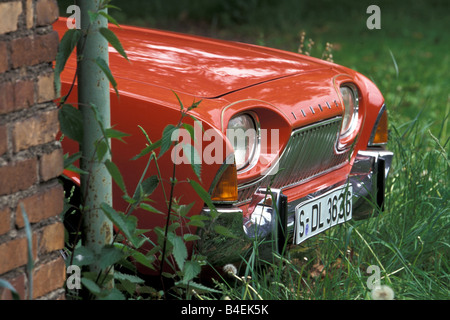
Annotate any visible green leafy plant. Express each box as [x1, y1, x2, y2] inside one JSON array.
[[56, 2, 229, 300]]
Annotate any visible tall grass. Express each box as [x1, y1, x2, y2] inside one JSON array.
[[210, 114, 449, 300]]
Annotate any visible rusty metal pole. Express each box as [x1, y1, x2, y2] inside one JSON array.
[[77, 0, 113, 279]]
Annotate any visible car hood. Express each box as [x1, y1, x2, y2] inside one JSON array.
[[105, 25, 331, 99]]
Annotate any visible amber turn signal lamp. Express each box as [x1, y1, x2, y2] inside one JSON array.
[[211, 162, 238, 202], [371, 109, 389, 145]]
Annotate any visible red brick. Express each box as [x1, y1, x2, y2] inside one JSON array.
[[0, 125, 7, 156], [0, 273, 26, 300], [32, 257, 66, 299], [10, 32, 59, 69], [0, 1, 22, 35], [39, 147, 63, 181], [0, 206, 11, 235], [39, 222, 64, 254], [0, 238, 28, 274], [15, 183, 64, 227], [0, 158, 37, 195], [0, 80, 35, 114], [14, 79, 35, 110], [0, 41, 8, 73], [12, 109, 60, 153], [36, 0, 59, 27], [26, 0, 34, 29], [37, 73, 55, 103], [0, 82, 14, 115]]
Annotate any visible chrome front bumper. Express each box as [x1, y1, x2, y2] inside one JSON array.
[[197, 149, 393, 266]]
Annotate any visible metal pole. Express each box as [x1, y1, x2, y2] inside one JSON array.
[[77, 0, 113, 278]]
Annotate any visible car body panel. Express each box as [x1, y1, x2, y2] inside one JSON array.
[[54, 18, 392, 271]]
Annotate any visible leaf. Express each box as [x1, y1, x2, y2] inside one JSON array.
[[187, 215, 210, 228], [140, 203, 163, 215], [96, 140, 109, 162], [65, 164, 89, 175], [182, 123, 195, 140], [183, 234, 201, 242], [0, 279, 20, 300], [99, 27, 128, 61], [73, 246, 96, 267], [87, 11, 99, 23], [104, 159, 126, 193], [114, 243, 156, 270], [95, 57, 119, 96], [114, 271, 145, 284], [131, 139, 161, 160], [19, 204, 34, 300], [181, 143, 202, 181], [130, 250, 156, 270], [140, 176, 159, 196], [71, 245, 96, 267], [174, 202, 195, 217], [99, 288, 126, 300], [103, 4, 122, 11], [116, 278, 136, 296], [159, 124, 177, 159], [100, 203, 138, 247], [81, 278, 101, 296], [59, 104, 83, 143], [98, 245, 125, 270], [170, 234, 188, 270], [187, 99, 202, 111], [63, 152, 82, 169], [133, 176, 159, 203], [98, 11, 120, 27], [174, 281, 222, 294], [188, 180, 217, 216], [173, 91, 184, 110], [214, 225, 238, 239], [54, 29, 81, 97], [182, 260, 201, 283], [105, 128, 130, 143]]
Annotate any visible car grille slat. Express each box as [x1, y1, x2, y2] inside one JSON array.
[[237, 117, 350, 203]]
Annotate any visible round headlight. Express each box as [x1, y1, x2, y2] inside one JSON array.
[[227, 114, 258, 171], [339, 84, 359, 137]]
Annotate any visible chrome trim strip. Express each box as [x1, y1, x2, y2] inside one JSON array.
[[237, 117, 350, 204], [197, 149, 394, 264]]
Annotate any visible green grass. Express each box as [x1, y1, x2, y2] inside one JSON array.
[[57, 0, 449, 299]]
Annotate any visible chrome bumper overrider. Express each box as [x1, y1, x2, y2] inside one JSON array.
[[197, 149, 393, 266]]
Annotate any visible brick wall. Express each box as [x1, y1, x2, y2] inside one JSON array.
[[0, 0, 65, 300]]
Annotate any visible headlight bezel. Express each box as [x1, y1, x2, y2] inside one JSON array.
[[339, 83, 360, 138], [337, 83, 360, 150], [226, 112, 261, 172]]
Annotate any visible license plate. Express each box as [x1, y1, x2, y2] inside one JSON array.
[[294, 184, 352, 245]]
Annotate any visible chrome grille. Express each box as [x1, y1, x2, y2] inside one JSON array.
[[238, 117, 350, 203]]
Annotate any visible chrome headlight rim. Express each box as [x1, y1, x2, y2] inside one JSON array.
[[226, 112, 261, 172], [339, 83, 360, 139]]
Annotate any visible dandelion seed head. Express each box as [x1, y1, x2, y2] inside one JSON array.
[[223, 264, 237, 276], [371, 285, 395, 300]]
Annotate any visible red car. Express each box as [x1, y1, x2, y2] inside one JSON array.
[[55, 19, 393, 269]]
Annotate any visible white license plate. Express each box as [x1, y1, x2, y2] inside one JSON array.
[[294, 184, 352, 245]]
